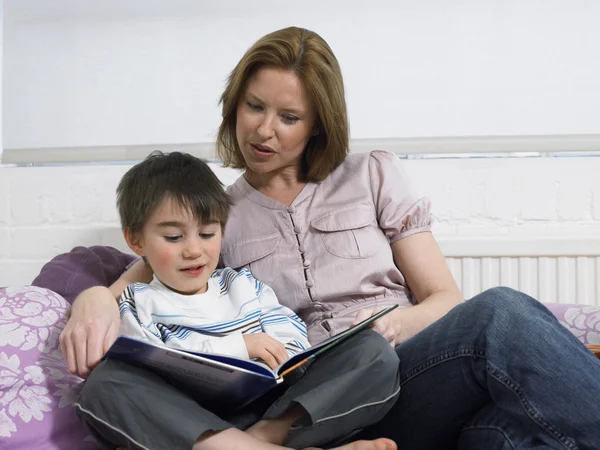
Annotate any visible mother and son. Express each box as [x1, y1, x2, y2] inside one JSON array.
[[39, 26, 600, 450]]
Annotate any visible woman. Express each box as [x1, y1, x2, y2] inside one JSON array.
[[58, 27, 600, 449]]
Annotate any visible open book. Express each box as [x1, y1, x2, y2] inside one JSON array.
[[105, 304, 398, 410]]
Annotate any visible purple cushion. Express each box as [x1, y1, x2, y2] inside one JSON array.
[[32, 246, 136, 305], [0, 286, 101, 449], [545, 303, 600, 345]]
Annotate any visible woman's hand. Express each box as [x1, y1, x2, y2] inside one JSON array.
[[243, 333, 289, 369], [351, 308, 402, 346], [59, 286, 120, 378], [351, 232, 464, 346]]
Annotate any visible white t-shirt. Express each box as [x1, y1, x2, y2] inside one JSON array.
[[119, 267, 310, 359]]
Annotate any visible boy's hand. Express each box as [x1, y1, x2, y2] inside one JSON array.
[[243, 333, 289, 369]]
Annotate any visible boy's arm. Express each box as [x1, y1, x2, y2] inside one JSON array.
[[118, 284, 157, 342], [120, 283, 250, 359], [198, 333, 249, 359], [255, 281, 311, 355]]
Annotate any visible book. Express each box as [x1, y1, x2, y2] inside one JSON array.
[[104, 304, 398, 410]]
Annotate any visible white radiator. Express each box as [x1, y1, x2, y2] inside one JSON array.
[[439, 237, 600, 306]]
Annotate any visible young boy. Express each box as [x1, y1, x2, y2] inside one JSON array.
[[77, 151, 400, 450], [116, 151, 310, 368]]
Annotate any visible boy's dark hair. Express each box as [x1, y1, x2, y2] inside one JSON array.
[[117, 151, 232, 233]]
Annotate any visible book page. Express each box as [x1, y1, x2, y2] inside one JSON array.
[[276, 304, 399, 377]]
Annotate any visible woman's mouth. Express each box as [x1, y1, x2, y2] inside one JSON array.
[[250, 144, 276, 159]]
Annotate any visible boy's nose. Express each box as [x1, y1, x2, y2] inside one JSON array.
[[182, 239, 203, 259]]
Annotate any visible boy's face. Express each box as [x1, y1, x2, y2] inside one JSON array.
[[125, 197, 222, 295]]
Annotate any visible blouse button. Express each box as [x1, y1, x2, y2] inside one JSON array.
[[299, 244, 306, 252], [287, 206, 296, 214], [303, 259, 311, 267], [306, 279, 315, 288], [293, 225, 301, 234]]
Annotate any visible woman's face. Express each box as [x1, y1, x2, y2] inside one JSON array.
[[236, 67, 317, 179]]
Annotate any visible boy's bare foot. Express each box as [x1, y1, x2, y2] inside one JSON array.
[[246, 406, 305, 445], [124, 436, 396, 450], [194, 428, 396, 450], [306, 438, 397, 450]]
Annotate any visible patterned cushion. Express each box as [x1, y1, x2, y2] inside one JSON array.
[[545, 303, 600, 345], [0, 286, 100, 449]]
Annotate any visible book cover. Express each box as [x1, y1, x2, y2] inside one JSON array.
[[105, 304, 398, 409]]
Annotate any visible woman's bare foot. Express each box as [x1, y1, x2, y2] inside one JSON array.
[[306, 438, 397, 450]]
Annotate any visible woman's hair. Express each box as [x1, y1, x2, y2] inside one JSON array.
[[217, 26, 349, 182], [117, 151, 232, 234]]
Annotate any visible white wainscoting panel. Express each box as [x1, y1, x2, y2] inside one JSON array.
[[440, 237, 600, 305]]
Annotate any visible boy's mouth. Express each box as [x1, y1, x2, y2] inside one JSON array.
[[181, 265, 205, 277]]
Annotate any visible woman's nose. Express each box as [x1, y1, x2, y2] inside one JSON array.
[[257, 114, 275, 139]]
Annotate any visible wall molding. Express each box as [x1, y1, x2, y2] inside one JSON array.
[[3, 134, 600, 164], [438, 236, 600, 258]]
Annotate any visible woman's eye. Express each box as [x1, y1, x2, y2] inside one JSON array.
[[282, 114, 299, 124], [247, 101, 262, 111], [200, 233, 216, 239], [164, 236, 181, 242]]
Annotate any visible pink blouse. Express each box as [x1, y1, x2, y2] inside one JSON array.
[[221, 150, 432, 344]]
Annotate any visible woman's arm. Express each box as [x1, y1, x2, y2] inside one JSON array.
[[389, 231, 463, 342], [353, 231, 462, 345], [59, 259, 154, 377], [59, 286, 121, 378], [108, 258, 153, 299]]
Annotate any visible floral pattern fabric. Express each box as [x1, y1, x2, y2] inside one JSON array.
[[0, 286, 100, 449], [547, 302, 600, 345]]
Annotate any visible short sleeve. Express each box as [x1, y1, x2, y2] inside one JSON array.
[[368, 150, 433, 243]]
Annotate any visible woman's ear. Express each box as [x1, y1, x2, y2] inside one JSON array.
[[311, 123, 320, 136], [123, 228, 145, 257]]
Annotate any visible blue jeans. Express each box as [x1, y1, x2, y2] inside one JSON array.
[[356, 287, 600, 450]]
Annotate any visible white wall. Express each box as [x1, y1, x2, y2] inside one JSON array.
[[3, 0, 600, 150], [2, 156, 600, 287], [2, 1, 600, 289]]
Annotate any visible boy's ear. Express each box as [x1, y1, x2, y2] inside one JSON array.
[[123, 228, 145, 257]]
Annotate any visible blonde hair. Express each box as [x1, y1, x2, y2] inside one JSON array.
[[216, 27, 349, 182]]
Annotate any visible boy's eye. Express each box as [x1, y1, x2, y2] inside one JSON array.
[[164, 236, 181, 242], [200, 233, 216, 239]]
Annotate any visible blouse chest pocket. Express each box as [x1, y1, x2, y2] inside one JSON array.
[[311, 205, 386, 259], [220, 235, 281, 286]]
